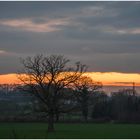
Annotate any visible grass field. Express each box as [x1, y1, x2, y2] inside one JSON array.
[[0, 123, 140, 139]]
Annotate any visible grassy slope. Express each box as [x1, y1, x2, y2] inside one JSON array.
[[0, 123, 140, 139]]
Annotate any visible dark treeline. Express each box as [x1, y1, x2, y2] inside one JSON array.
[[0, 84, 140, 124], [91, 89, 140, 123]]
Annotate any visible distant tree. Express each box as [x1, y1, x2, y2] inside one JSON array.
[[0, 84, 14, 94], [18, 54, 87, 132], [73, 76, 102, 121], [110, 88, 138, 122], [91, 91, 111, 120]]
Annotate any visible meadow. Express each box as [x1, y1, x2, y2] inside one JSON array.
[[0, 123, 140, 139]]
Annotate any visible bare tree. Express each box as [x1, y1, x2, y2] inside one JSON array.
[[73, 76, 102, 121], [18, 54, 87, 132]]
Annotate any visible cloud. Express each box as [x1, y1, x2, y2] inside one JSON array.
[[0, 50, 6, 54], [102, 27, 140, 35], [81, 5, 118, 18], [0, 1, 140, 74], [0, 18, 69, 33]]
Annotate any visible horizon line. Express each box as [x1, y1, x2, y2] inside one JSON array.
[[0, 72, 140, 87]]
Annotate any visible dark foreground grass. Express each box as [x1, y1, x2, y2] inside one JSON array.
[[0, 122, 140, 138]]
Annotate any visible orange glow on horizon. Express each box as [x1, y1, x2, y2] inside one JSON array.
[[84, 72, 140, 86], [0, 74, 21, 85], [0, 72, 140, 86]]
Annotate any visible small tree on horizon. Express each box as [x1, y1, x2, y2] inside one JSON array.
[[18, 54, 87, 132], [73, 76, 102, 121]]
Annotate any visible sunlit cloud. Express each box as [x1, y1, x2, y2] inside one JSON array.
[[103, 27, 140, 35], [0, 50, 8, 55], [0, 18, 69, 33], [0, 49, 19, 56], [117, 28, 140, 35]]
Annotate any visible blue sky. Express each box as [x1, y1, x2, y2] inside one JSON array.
[[0, 1, 140, 74]]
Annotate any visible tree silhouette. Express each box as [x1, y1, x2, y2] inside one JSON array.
[[18, 54, 87, 132], [73, 76, 102, 121]]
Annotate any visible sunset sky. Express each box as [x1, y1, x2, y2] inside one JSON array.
[[0, 1, 140, 86], [1, 73, 140, 86]]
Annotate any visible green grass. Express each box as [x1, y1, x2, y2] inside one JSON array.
[[0, 122, 140, 138]]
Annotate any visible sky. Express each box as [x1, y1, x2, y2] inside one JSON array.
[[0, 1, 140, 85]]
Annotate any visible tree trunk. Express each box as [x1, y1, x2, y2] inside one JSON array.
[[82, 109, 88, 121], [48, 112, 55, 132], [55, 112, 60, 122], [82, 102, 88, 122]]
